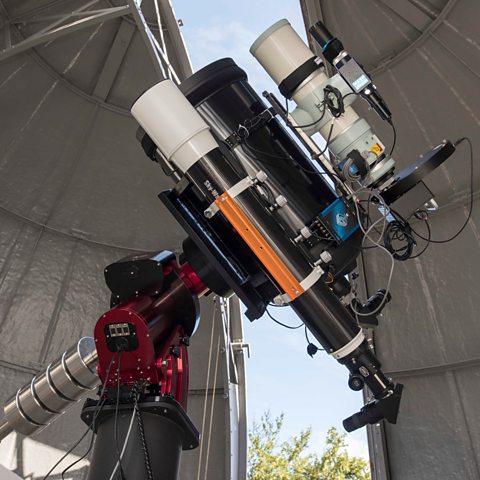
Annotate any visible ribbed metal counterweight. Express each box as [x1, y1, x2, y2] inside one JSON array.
[[0, 337, 99, 441]]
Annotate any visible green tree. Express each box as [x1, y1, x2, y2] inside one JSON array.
[[248, 412, 370, 480]]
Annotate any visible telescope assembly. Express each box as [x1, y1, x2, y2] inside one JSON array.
[[0, 16, 470, 480], [132, 18, 457, 433]]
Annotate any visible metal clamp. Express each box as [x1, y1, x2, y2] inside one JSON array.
[[231, 341, 251, 358], [204, 171, 268, 218], [273, 265, 324, 305], [224, 108, 275, 148]]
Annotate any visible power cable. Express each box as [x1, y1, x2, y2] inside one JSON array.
[[42, 353, 118, 480], [350, 191, 395, 317], [108, 408, 136, 480], [410, 137, 474, 244], [388, 120, 397, 157], [304, 326, 324, 357], [265, 308, 303, 329], [114, 352, 127, 480]]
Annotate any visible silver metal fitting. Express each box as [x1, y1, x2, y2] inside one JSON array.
[[0, 337, 99, 441], [320, 250, 333, 264], [274, 195, 287, 208]]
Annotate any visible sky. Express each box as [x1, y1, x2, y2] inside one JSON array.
[[173, 0, 369, 460]]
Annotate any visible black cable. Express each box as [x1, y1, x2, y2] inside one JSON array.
[[42, 353, 118, 480], [60, 398, 106, 479], [114, 352, 127, 480], [388, 120, 397, 157], [304, 326, 324, 357], [242, 137, 343, 184], [285, 98, 327, 129], [133, 384, 155, 480], [284, 85, 347, 129], [268, 302, 287, 307], [312, 121, 335, 160], [41, 424, 90, 480], [266, 308, 303, 329], [304, 326, 324, 351], [383, 219, 415, 261], [411, 137, 474, 244], [409, 220, 431, 259]]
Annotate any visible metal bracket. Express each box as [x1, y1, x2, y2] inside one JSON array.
[[273, 265, 324, 305], [204, 171, 268, 218], [231, 341, 251, 359], [224, 108, 275, 149]]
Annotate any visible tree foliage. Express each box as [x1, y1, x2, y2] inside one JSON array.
[[248, 412, 370, 480]]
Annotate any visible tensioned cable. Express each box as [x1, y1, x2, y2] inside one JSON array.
[[196, 296, 217, 480], [203, 334, 222, 480]]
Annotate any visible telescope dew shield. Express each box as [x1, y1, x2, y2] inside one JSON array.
[[131, 80, 218, 173], [250, 19, 323, 99]]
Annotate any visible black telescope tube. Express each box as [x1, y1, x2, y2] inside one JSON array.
[[185, 148, 359, 352], [182, 147, 396, 403]]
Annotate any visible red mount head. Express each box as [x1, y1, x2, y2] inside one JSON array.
[[94, 251, 207, 409]]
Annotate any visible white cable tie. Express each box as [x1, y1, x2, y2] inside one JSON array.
[[204, 171, 267, 218], [273, 265, 324, 305]]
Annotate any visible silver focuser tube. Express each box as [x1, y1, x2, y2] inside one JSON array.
[[0, 337, 98, 441]]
